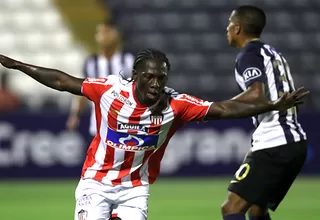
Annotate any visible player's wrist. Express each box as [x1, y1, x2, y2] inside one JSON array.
[[269, 101, 278, 111], [12, 60, 25, 69]]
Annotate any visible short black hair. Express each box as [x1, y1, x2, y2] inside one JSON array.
[[234, 5, 266, 37], [133, 48, 171, 71]]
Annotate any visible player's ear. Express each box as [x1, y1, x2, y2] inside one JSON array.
[[235, 23, 241, 35], [132, 69, 138, 81]]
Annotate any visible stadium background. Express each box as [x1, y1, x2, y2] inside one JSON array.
[[0, 0, 319, 219]]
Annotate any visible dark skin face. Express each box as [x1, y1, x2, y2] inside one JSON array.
[[226, 10, 241, 48], [132, 59, 168, 107], [226, 10, 256, 48], [95, 23, 120, 49]]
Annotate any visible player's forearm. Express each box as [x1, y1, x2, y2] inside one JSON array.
[[214, 99, 275, 119], [13, 61, 74, 91], [70, 96, 88, 117]]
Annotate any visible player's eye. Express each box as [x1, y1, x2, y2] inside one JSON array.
[[143, 74, 152, 80]]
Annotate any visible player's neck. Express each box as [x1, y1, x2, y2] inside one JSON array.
[[240, 37, 260, 48], [101, 44, 121, 60]]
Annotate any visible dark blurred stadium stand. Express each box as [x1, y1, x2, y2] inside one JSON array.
[[103, 0, 320, 111], [0, 0, 318, 112]]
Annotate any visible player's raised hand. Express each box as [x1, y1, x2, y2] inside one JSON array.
[[273, 87, 310, 111], [0, 54, 20, 69]]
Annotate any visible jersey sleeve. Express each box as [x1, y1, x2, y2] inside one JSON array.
[[81, 78, 109, 103], [173, 94, 213, 123], [237, 52, 266, 88]]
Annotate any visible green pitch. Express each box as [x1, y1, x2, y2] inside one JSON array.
[[0, 177, 318, 220]]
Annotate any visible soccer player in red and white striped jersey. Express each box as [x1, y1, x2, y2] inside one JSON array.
[[0, 49, 309, 220]]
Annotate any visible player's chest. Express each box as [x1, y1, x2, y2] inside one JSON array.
[[100, 91, 175, 135], [110, 107, 175, 134], [102, 104, 175, 152]]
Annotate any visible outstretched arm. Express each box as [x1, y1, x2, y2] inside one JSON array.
[[204, 86, 309, 120], [0, 55, 84, 95]]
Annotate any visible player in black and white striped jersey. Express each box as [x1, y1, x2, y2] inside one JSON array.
[[67, 18, 134, 137], [221, 5, 309, 220], [234, 39, 306, 150]]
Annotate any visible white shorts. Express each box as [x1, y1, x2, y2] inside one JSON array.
[[74, 178, 149, 220]]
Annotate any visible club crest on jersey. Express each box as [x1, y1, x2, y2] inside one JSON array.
[[243, 67, 262, 82], [150, 115, 163, 125], [78, 209, 88, 220]]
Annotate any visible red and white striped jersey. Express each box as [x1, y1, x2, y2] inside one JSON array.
[[81, 75, 212, 186]]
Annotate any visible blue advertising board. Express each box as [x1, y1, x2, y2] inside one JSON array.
[[0, 112, 318, 178]]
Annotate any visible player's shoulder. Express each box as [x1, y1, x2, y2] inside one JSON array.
[[107, 74, 122, 83], [84, 75, 120, 86], [168, 88, 210, 106], [164, 87, 194, 102], [244, 40, 265, 54], [108, 75, 135, 93]]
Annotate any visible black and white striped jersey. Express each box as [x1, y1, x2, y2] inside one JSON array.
[[83, 51, 134, 136], [235, 40, 307, 151]]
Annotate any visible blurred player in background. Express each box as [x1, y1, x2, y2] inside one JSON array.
[[67, 18, 134, 137], [0, 70, 21, 111], [0, 48, 309, 220], [222, 5, 309, 220]]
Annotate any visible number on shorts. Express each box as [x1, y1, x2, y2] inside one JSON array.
[[235, 163, 250, 181]]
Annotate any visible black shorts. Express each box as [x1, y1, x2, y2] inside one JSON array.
[[228, 140, 308, 211]]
